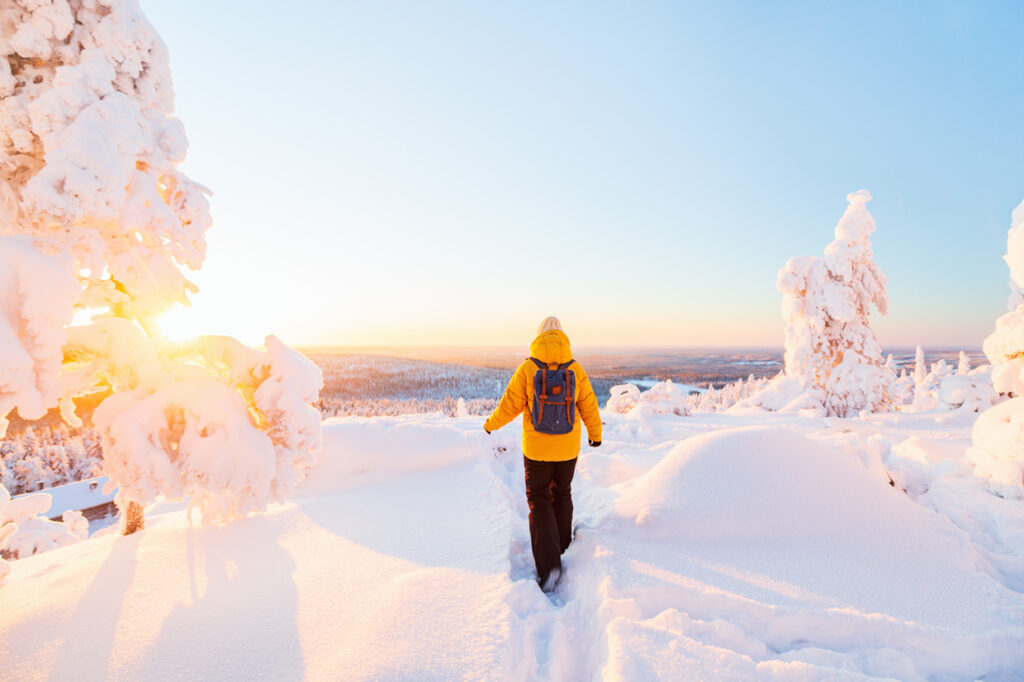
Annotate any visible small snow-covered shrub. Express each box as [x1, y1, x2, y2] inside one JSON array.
[[607, 380, 691, 418], [937, 367, 996, 412], [0, 484, 87, 565], [632, 380, 691, 417], [606, 384, 642, 414], [82, 331, 323, 525]]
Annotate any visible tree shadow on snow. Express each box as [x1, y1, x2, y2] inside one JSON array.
[[298, 463, 507, 574], [136, 516, 305, 681], [47, 534, 141, 681]]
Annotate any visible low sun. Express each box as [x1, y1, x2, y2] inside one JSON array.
[[155, 304, 202, 342]]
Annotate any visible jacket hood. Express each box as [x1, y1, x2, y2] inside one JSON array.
[[530, 329, 573, 365]]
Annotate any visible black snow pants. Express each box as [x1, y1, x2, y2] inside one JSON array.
[[523, 455, 578, 588]]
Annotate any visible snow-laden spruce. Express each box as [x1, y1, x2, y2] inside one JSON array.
[[970, 198, 1024, 496], [756, 190, 893, 416], [0, 0, 323, 531], [0, 0, 209, 328], [76, 330, 324, 524]]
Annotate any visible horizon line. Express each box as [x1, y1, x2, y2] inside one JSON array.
[[295, 343, 985, 353]]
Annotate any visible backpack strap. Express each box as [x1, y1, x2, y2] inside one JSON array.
[[558, 359, 575, 371], [529, 357, 546, 370]]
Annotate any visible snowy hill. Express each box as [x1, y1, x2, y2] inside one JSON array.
[[2, 409, 1023, 680]]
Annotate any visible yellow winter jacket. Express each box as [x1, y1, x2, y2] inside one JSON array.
[[484, 330, 602, 462]]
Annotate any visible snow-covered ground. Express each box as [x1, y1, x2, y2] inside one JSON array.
[[2, 408, 1023, 681]]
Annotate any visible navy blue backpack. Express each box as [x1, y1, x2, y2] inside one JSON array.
[[529, 357, 577, 435]]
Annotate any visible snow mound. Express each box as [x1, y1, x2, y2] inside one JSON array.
[[616, 427, 895, 541], [608, 427, 1024, 679], [616, 427, 956, 547]]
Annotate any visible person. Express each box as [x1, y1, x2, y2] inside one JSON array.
[[484, 316, 601, 592]]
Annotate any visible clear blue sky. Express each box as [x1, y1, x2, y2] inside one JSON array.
[[141, 0, 1023, 349]]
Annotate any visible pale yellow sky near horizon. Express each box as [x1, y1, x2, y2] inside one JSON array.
[[159, 282, 981, 352]]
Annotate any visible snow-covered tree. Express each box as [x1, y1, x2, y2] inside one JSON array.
[[0, 0, 210, 328], [913, 346, 927, 387], [958, 351, 971, 375], [908, 347, 939, 412], [773, 190, 892, 417], [969, 198, 1024, 496], [698, 385, 718, 412], [883, 354, 896, 375], [0, 1, 322, 532]]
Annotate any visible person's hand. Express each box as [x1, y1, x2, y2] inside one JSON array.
[[588, 439, 601, 447]]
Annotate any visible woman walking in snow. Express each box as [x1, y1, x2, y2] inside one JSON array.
[[484, 316, 602, 592]]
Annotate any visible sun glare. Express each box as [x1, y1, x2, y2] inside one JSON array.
[[156, 305, 202, 342]]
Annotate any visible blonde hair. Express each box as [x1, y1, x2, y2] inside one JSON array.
[[536, 316, 563, 336]]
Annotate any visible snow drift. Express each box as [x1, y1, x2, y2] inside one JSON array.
[[606, 426, 1024, 680], [615, 427, 919, 542], [3, 413, 1023, 680]]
